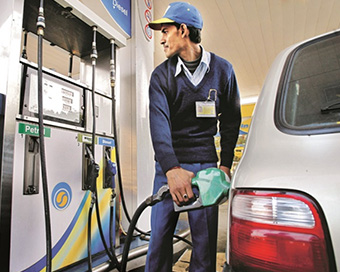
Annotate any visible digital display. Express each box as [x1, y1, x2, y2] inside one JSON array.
[[28, 73, 82, 123]]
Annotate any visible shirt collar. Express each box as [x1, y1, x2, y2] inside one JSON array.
[[175, 46, 210, 77]]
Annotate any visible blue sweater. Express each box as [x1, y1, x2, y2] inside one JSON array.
[[149, 53, 241, 174]]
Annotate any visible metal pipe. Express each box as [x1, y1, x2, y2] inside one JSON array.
[[68, 53, 73, 78]]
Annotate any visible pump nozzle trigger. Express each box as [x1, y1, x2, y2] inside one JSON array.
[[174, 194, 203, 212]]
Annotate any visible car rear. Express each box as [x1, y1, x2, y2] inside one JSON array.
[[225, 30, 340, 271]]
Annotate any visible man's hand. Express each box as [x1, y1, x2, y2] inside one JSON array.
[[219, 165, 231, 180], [166, 167, 195, 206]]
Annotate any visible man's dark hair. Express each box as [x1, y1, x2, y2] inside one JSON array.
[[171, 22, 202, 44]]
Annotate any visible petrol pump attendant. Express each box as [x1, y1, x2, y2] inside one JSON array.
[[145, 2, 241, 271]]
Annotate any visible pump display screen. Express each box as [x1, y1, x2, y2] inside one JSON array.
[[23, 65, 84, 126]]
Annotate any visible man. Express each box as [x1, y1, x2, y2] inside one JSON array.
[[145, 2, 241, 271]]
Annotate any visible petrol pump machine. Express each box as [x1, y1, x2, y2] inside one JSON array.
[[0, 0, 127, 271]]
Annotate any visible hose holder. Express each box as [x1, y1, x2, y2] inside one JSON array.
[[84, 146, 99, 192]]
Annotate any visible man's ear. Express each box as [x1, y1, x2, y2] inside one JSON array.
[[180, 24, 189, 37]]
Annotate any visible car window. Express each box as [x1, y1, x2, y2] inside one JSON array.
[[277, 33, 340, 134]]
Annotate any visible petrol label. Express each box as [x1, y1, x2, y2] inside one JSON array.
[[18, 123, 51, 137]]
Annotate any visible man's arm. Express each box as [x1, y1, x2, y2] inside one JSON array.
[[219, 69, 242, 171], [149, 71, 179, 173], [149, 70, 194, 205]]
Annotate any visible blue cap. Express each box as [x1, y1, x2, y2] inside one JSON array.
[[149, 2, 203, 31]]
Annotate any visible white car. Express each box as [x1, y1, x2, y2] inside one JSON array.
[[224, 30, 340, 272]]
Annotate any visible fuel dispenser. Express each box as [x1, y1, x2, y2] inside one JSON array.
[[0, 0, 127, 271], [0, 1, 232, 271]]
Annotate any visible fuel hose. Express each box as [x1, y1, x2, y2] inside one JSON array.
[[36, 1, 52, 271], [120, 185, 170, 272], [87, 27, 121, 271]]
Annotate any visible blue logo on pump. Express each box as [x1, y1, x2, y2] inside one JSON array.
[[52, 182, 72, 211], [101, 0, 131, 36]]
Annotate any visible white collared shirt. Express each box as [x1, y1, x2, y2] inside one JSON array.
[[175, 46, 211, 86]]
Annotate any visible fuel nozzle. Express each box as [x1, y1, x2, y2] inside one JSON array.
[[104, 149, 117, 189], [174, 168, 231, 212], [84, 145, 99, 192]]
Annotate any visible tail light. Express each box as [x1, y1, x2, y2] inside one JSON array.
[[229, 190, 332, 272]]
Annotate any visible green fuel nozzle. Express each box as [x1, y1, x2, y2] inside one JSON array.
[[174, 168, 231, 212]]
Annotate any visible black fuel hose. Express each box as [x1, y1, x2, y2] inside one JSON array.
[[120, 185, 169, 272], [90, 26, 97, 157], [87, 29, 121, 271], [109, 40, 134, 227], [94, 194, 121, 271], [109, 40, 155, 238], [87, 194, 95, 271], [109, 41, 133, 225], [120, 201, 148, 272], [36, 2, 52, 272], [109, 193, 116, 258], [118, 185, 195, 271], [109, 41, 145, 235], [87, 25, 98, 271]]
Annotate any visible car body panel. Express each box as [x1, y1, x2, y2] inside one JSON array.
[[226, 30, 340, 270]]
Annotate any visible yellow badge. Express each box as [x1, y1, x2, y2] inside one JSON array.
[[195, 101, 216, 117], [195, 89, 217, 118]]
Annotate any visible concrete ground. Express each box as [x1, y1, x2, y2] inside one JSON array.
[[217, 201, 228, 253], [172, 201, 228, 271], [172, 250, 226, 272]]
